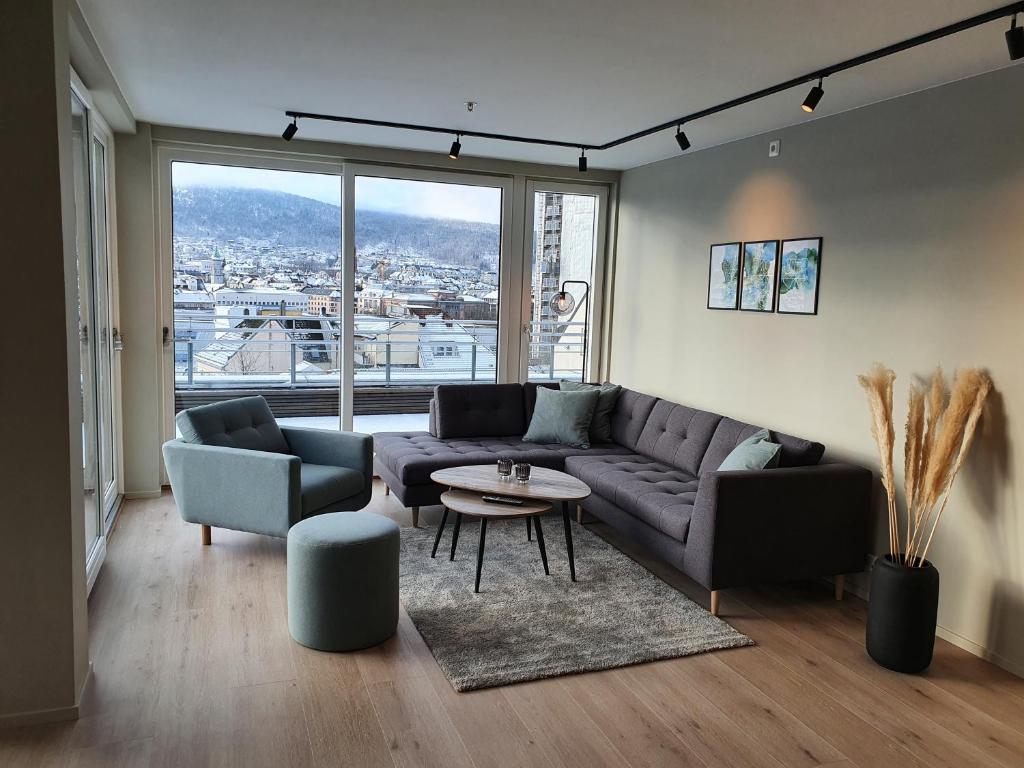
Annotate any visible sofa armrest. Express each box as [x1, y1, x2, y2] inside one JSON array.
[[428, 398, 439, 436], [281, 427, 372, 477], [162, 440, 301, 537], [685, 463, 873, 590]]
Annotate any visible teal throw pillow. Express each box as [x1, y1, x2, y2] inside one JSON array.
[[523, 387, 600, 449], [559, 380, 622, 443], [718, 429, 782, 471]]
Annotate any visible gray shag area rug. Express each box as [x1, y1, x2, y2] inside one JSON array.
[[399, 517, 753, 691]]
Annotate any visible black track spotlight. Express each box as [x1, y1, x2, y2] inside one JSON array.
[[282, 118, 298, 141], [1008, 15, 1024, 61], [802, 78, 824, 113], [674, 125, 690, 152], [448, 135, 462, 160], [578, 149, 588, 173]]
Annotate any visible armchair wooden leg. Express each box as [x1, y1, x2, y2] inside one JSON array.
[[411, 507, 419, 528], [201, 525, 211, 546], [710, 590, 720, 616], [834, 574, 845, 601], [576, 504, 583, 524], [384, 484, 390, 496]]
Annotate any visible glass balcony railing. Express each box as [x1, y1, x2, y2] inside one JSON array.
[[172, 313, 587, 388]]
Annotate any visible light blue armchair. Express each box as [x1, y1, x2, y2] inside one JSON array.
[[162, 396, 372, 544]]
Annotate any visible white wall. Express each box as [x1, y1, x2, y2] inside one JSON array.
[[0, 0, 90, 723], [609, 64, 1024, 673]]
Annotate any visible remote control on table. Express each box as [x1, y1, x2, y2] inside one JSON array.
[[481, 495, 524, 506]]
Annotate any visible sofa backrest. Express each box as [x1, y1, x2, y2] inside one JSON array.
[[698, 416, 825, 475], [433, 383, 526, 438], [175, 395, 290, 453], [635, 400, 722, 476], [608, 388, 658, 451]]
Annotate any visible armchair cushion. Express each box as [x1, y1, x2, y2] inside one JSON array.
[[300, 464, 366, 517], [176, 395, 289, 454]]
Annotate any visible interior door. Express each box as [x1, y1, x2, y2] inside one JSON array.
[[521, 182, 607, 383]]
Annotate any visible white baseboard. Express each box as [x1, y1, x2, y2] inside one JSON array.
[[0, 663, 92, 729], [123, 489, 162, 499]]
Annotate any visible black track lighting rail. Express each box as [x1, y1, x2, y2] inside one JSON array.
[[284, 2, 1024, 158], [283, 110, 600, 151]]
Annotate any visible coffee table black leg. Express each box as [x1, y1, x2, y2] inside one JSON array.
[[449, 512, 462, 561], [526, 517, 532, 541], [430, 507, 449, 558], [474, 518, 488, 593], [562, 503, 576, 582], [533, 514, 549, 575]]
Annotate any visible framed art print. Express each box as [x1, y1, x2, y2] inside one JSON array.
[[739, 240, 779, 312], [777, 237, 822, 315], [707, 242, 741, 309]]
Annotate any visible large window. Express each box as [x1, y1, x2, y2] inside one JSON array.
[[526, 186, 604, 382], [170, 162, 342, 400], [353, 175, 503, 391], [163, 157, 606, 435]]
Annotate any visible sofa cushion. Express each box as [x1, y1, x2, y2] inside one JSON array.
[[434, 384, 525, 439], [523, 387, 600, 448], [175, 395, 289, 454], [300, 463, 365, 517], [718, 428, 782, 471], [699, 417, 825, 475], [608, 388, 658, 451], [565, 454, 697, 543], [635, 400, 722, 476], [523, 382, 559, 423], [559, 381, 622, 443], [373, 432, 634, 486]]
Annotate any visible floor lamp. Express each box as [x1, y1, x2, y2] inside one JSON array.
[[549, 280, 590, 382]]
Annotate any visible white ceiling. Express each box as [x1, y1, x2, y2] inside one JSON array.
[[79, 0, 1020, 170]]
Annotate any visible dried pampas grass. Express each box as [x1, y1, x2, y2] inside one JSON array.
[[859, 364, 991, 567]]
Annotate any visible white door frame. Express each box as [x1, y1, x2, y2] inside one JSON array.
[[520, 180, 610, 383]]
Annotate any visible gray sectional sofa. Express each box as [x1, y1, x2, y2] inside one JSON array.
[[374, 382, 872, 610]]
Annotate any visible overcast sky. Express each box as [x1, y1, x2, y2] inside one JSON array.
[[172, 162, 501, 224]]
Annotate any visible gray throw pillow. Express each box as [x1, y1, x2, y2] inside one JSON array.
[[559, 380, 622, 443], [718, 428, 782, 471], [523, 387, 600, 449]]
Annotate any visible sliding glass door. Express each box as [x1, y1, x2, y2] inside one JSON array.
[[168, 161, 343, 431], [523, 182, 607, 382], [342, 168, 512, 432], [71, 76, 120, 591]]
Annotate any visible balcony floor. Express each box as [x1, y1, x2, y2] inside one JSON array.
[[278, 412, 430, 434]]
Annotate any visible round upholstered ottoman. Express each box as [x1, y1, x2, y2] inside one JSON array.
[[287, 511, 399, 652]]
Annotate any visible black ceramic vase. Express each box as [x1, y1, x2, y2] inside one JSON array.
[[866, 554, 940, 673]]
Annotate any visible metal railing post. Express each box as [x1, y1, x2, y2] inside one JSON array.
[[471, 343, 477, 381], [549, 343, 555, 380], [385, 342, 392, 385], [187, 340, 194, 387], [290, 342, 297, 386]]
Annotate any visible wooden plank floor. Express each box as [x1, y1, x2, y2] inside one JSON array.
[[3, 480, 1023, 767]]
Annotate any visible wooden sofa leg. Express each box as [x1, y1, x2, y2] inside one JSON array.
[[411, 507, 419, 528], [201, 525, 211, 546], [576, 504, 583, 524], [710, 590, 720, 616], [384, 484, 390, 496], [835, 574, 845, 601]]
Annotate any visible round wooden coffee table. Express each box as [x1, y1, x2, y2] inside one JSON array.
[[429, 465, 591, 592]]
